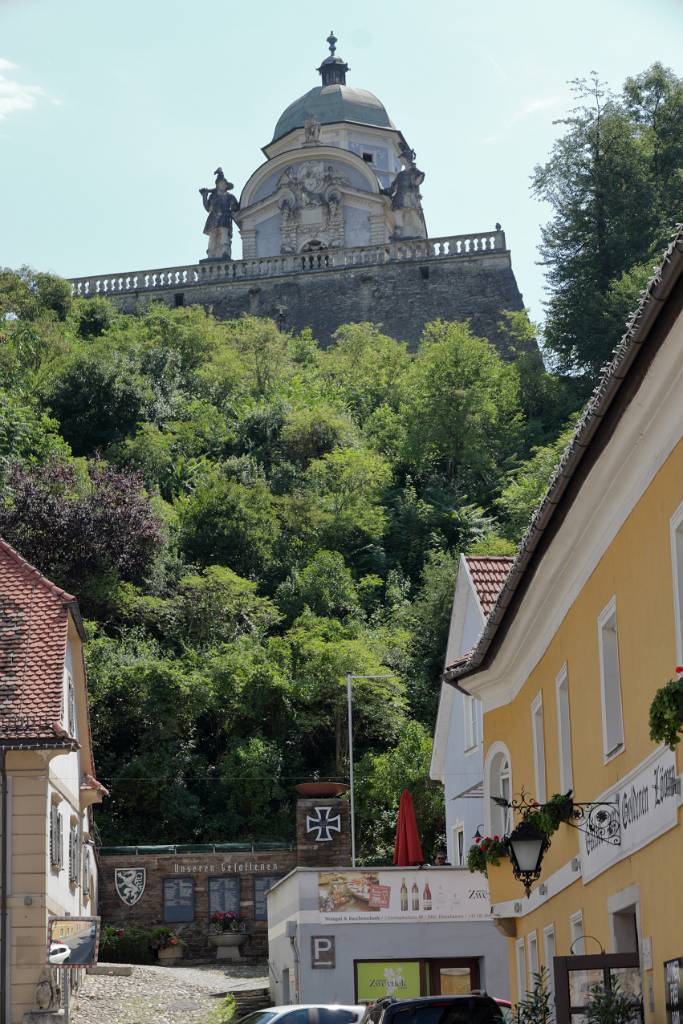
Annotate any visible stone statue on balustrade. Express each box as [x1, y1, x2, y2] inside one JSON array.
[[199, 167, 240, 260], [382, 143, 427, 240]]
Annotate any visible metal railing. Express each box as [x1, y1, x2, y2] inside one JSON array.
[[70, 229, 507, 298]]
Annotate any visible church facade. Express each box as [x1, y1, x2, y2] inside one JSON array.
[[70, 35, 524, 351]]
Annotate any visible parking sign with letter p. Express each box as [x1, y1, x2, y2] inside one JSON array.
[[311, 935, 335, 968]]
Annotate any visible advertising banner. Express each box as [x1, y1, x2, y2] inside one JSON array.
[[317, 869, 489, 923], [356, 961, 421, 1001]]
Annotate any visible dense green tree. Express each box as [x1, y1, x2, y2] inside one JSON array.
[[496, 425, 576, 541], [177, 468, 279, 577], [398, 321, 523, 500], [533, 65, 682, 380], [355, 720, 444, 864]]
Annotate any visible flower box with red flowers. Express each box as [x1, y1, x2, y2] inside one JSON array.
[[210, 910, 246, 934], [466, 834, 508, 875]]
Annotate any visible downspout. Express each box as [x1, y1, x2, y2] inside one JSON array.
[[1, 748, 9, 1024]]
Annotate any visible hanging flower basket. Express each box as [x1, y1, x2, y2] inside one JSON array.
[[466, 835, 508, 875], [649, 676, 683, 750]]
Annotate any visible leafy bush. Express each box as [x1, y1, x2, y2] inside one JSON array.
[[649, 676, 683, 750], [203, 994, 237, 1024], [99, 923, 155, 964], [513, 968, 553, 1024], [584, 981, 641, 1024]]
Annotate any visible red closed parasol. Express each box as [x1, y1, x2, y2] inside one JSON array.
[[393, 788, 424, 866]]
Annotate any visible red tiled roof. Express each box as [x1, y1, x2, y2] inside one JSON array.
[[0, 538, 75, 740], [464, 556, 514, 617]]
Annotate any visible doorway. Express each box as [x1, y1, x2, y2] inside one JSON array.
[[554, 953, 643, 1024], [429, 959, 480, 995]]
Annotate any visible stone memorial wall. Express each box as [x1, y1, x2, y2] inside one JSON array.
[[98, 793, 352, 959]]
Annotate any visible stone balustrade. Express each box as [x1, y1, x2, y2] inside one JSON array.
[[70, 229, 507, 297]]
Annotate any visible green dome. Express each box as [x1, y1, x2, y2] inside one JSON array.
[[272, 84, 395, 143]]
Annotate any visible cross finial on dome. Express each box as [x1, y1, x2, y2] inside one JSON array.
[[327, 30, 337, 56]]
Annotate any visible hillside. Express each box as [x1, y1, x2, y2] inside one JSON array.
[[0, 273, 581, 859]]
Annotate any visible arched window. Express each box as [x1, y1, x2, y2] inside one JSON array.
[[486, 745, 513, 837]]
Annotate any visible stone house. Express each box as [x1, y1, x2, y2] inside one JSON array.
[[0, 539, 106, 1024]]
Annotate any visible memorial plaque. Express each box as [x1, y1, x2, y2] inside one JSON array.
[[163, 877, 194, 922], [665, 958, 683, 1024], [254, 875, 282, 920], [209, 876, 241, 915]]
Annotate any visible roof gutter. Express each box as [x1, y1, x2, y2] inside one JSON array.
[[445, 227, 683, 686]]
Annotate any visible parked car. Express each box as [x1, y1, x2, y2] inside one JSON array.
[[48, 942, 71, 965], [361, 995, 505, 1024], [237, 1007, 365, 1024]]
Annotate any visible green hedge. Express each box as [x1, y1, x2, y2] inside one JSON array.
[[99, 923, 156, 964]]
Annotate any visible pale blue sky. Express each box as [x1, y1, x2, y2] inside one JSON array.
[[1, 0, 681, 325]]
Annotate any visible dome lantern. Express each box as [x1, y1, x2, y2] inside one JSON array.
[[317, 30, 349, 87]]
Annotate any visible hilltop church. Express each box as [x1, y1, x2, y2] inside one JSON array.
[[71, 34, 524, 351]]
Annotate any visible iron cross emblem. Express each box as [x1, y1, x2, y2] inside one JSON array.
[[306, 806, 342, 842]]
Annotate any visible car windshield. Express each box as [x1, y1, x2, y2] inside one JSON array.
[[393, 1003, 503, 1024], [237, 1013, 278, 1024]]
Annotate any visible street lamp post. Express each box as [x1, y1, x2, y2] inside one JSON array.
[[345, 673, 396, 867]]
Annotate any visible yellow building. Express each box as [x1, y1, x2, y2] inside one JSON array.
[[0, 539, 106, 1023], [447, 229, 683, 1023]]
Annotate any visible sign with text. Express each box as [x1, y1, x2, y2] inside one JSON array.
[[255, 875, 282, 920], [163, 877, 194, 922], [48, 916, 100, 968], [665, 958, 683, 1024], [173, 859, 280, 875], [208, 877, 240, 914], [356, 961, 421, 1000], [318, 869, 489, 923], [311, 935, 336, 968], [579, 747, 679, 882]]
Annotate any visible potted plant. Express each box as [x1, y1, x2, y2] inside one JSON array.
[[208, 911, 247, 961], [649, 675, 683, 750], [150, 926, 184, 963]]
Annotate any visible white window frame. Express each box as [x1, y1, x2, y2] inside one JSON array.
[[570, 910, 585, 954], [515, 937, 527, 1000], [452, 822, 466, 867], [669, 499, 683, 666], [463, 694, 479, 751], [531, 692, 547, 803], [485, 742, 513, 837], [555, 665, 573, 793], [543, 924, 556, 1009], [66, 670, 76, 738], [527, 930, 539, 988], [598, 597, 625, 762]]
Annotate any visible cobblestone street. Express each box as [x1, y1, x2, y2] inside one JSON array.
[[72, 963, 270, 1024]]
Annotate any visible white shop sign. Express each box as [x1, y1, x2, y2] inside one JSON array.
[[580, 746, 679, 883]]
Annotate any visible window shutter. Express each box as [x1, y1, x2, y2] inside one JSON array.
[[50, 805, 63, 868]]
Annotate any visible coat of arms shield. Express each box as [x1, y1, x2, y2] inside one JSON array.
[[114, 867, 146, 906]]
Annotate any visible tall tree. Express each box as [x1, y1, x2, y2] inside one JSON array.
[[533, 65, 682, 381]]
